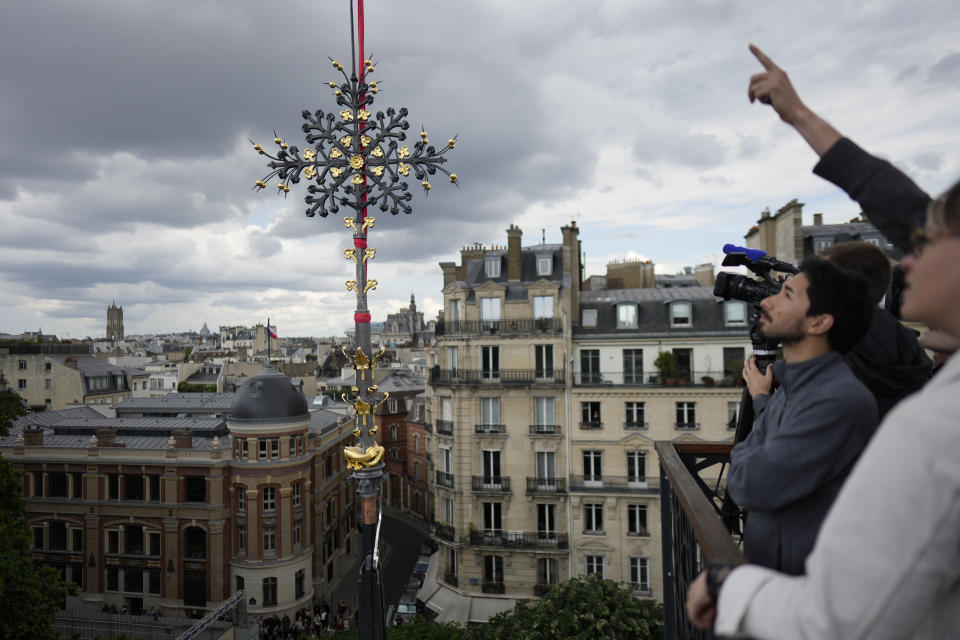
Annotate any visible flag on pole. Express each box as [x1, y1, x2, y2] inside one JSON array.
[[267, 320, 278, 340]]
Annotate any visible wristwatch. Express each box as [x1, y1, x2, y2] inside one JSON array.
[[706, 564, 737, 602]]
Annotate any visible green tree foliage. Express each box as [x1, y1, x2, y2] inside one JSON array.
[[0, 456, 76, 640], [183, 346, 193, 361], [0, 388, 27, 437], [469, 575, 663, 640], [176, 382, 217, 393]]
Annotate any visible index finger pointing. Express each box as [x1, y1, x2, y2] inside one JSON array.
[[749, 43, 778, 71]]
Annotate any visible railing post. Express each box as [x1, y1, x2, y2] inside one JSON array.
[[660, 460, 676, 640]]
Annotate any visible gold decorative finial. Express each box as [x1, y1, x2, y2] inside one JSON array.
[[361, 217, 376, 232], [360, 135, 372, 146], [358, 109, 371, 121], [331, 167, 344, 178], [364, 279, 378, 294], [255, 179, 267, 189], [372, 166, 384, 177], [330, 148, 343, 159], [303, 165, 317, 180], [420, 130, 428, 143], [345, 280, 358, 293], [340, 109, 354, 122], [344, 248, 358, 264], [340, 135, 352, 147], [352, 347, 371, 370], [363, 248, 376, 263], [448, 138, 456, 149], [398, 163, 411, 176], [344, 217, 358, 233], [397, 146, 410, 159], [422, 181, 431, 191], [328, 81, 337, 88], [371, 146, 384, 158], [349, 155, 364, 169], [370, 345, 387, 369], [303, 148, 316, 161], [253, 143, 265, 154], [351, 174, 363, 184], [449, 173, 458, 184], [344, 443, 385, 470], [374, 391, 391, 412], [332, 60, 344, 70]]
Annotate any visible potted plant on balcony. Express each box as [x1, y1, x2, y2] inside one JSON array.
[[725, 360, 745, 386], [654, 351, 678, 386]]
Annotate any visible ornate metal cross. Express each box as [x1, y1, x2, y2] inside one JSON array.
[[252, 7, 457, 636]]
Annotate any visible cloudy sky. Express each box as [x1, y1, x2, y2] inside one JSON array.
[[2, 1, 959, 339]]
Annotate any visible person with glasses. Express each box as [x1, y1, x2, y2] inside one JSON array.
[[686, 72, 960, 635]]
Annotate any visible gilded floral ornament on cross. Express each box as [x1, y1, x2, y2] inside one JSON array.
[[251, 57, 458, 218]]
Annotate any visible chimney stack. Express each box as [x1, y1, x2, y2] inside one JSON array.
[[506, 225, 523, 282], [813, 213, 823, 226], [23, 427, 44, 446]]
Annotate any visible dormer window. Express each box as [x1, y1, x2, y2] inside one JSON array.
[[724, 301, 747, 326], [670, 301, 692, 327], [537, 256, 552, 276], [617, 304, 637, 329], [485, 258, 501, 278], [582, 309, 598, 327]]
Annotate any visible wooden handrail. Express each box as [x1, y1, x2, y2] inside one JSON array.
[[655, 441, 743, 566]]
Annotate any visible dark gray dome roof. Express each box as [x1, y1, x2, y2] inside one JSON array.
[[230, 368, 308, 421]]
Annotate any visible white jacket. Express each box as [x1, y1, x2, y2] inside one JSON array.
[[715, 353, 960, 639]]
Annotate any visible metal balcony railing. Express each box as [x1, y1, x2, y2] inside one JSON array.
[[474, 424, 506, 435], [433, 524, 456, 542], [469, 531, 569, 549], [625, 421, 649, 430], [435, 317, 562, 336], [431, 369, 564, 386], [573, 370, 742, 388], [528, 424, 561, 435], [436, 420, 454, 435], [481, 581, 505, 594], [569, 475, 659, 493], [435, 470, 454, 489], [526, 477, 566, 494], [579, 421, 604, 430], [471, 476, 511, 493], [656, 441, 744, 640]]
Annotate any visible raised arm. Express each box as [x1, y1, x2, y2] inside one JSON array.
[[747, 44, 841, 157], [748, 44, 931, 253]]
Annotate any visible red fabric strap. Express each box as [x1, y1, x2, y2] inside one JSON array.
[[354, 238, 367, 248], [354, 312, 372, 324]]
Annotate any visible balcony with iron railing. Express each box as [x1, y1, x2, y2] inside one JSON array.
[[435, 470, 455, 489], [656, 440, 743, 640], [529, 424, 561, 436], [471, 476, 511, 494], [433, 523, 456, 542], [469, 530, 569, 550], [481, 581, 505, 594], [435, 317, 563, 337], [436, 420, 454, 436], [431, 368, 565, 386], [474, 423, 506, 435], [525, 477, 566, 494], [569, 475, 659, 493], [573, 370, 742, 388]]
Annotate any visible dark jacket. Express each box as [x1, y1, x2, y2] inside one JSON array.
[[813, 137, 930, 255], [846, 308, 932, 419], [727, 352, 878, 575]]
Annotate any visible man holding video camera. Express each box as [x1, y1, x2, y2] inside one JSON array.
[[726, 255, 876, 575]]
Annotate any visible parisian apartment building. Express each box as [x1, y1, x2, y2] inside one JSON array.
[[2, 369, 360, 619], [422, 222, 750, 621]]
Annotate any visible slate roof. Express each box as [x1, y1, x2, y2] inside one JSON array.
[[576, 286, 749, 339], [115, 393, 236, 415]]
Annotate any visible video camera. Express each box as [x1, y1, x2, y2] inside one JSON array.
[[713, 244, 798, 304]]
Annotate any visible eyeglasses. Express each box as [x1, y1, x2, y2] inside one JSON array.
[[910, 226, 960, 257]]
